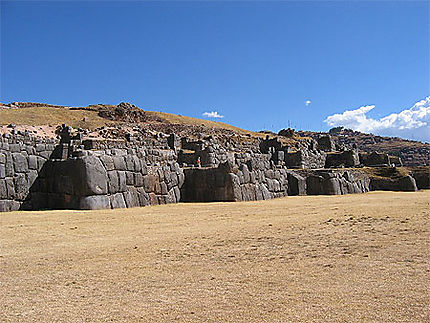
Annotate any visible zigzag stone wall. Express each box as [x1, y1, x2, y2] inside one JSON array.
[[0, 130, 428, 212]]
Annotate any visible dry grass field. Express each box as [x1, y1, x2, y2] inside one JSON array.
[[1, 191, 429, 322]]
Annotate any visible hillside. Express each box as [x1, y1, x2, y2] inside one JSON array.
[[0, 102, 257, 136]]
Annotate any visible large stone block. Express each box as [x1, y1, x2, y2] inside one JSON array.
[[28, 155, 38, 170], [118, 171, 127, 192], [287, 172, 306, 196], [126, 171, 134, 186], [0, 164, 5, 179], [143, 174, 157, 193], [124, 155, 135, 171], [0, 179, 7, 199], [306, 175, 324, 195], [134, 173, 144, 187], [100, 155, 115, 171], [240, 164, 250, 183], [410, 168, 430, 189], [370, 174, 417, 192], [137, 187, 150, 206], [110, 193, 126, 209], [78, 156, 108, 195], [14, 173, 30, 201], [5, 153, 14, 177], [108, 171, 119, 193], [123, 189, 140, 208], [112, 156, 126, 170], [133, 156, 141, 172], [0, 200, 20, 212], [322, 178, 342, 195], [173, 186, 181, 202], [261, 184, 271, 200], [80, 195, 110, 210]]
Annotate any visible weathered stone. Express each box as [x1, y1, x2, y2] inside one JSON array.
[[78, 156, 108, 195], [148, 192, 158, 205], [124, 155, 135, 171], [240, 164, 250, 183], [112, 156, 126, 170], [170, 172, 178, 186], [80, 195, 110, 210], [0, 164, 5, 179], [5, 153, 14, 177], [370, 175, 417, 192], [0, 200, 20, 212], [410, 168, 430, 189], [160, 182, 168, 195], [100, 155, 115, 171], [261, 184, 271, 200], [322, 178, 341, 195], [14, 173, 28, 200], [110, 193, 126, 209], [9, 143, 21, 153], [137, 187, 150, 206], [227, 173, 242, 201], [12, 153, 29, 173], [118, 171, 127, 192], [173, 186, 181, 202], [123, 189, 140, 208], [27, 170, 38, 190], [306, 175, 324, 195], [108, 171, 119, 194], [167, 188, 176, 203], [360, 152, 389, 167], [126, 171, 134, 186], [0, 179, 7, 199], [143, 174, 157, 193], [28, 155, 38, 170], [317, 135, 335, 152], [157, 168, 165, 182], [133, 156, 141, 172], [134, 173, 144, 187]]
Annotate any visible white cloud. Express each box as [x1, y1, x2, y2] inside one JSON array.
[[203, 111, 224, 118], [324, 96, 430, 142], [305, 100, 312, 106]]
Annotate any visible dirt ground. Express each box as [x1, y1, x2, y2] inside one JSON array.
[[1, 191, 429, 322]]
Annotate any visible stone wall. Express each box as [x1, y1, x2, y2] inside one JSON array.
[[360, 152, 389, 167], [325, 150, 360, 168], [0, 134, 58, 211], [370, 175, 417, 192], [296, 169, 370, 195], [181, 161, 371, 203], [0, 130, 428, 212], [284, 149, 326, 169], [408, 167, 430, 189], [48, 150, 185, 210]]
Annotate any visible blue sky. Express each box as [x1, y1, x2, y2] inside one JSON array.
[[1, 1, 429, 140]]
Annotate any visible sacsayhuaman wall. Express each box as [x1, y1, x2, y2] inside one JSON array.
[[0, 128, 429, 212]]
